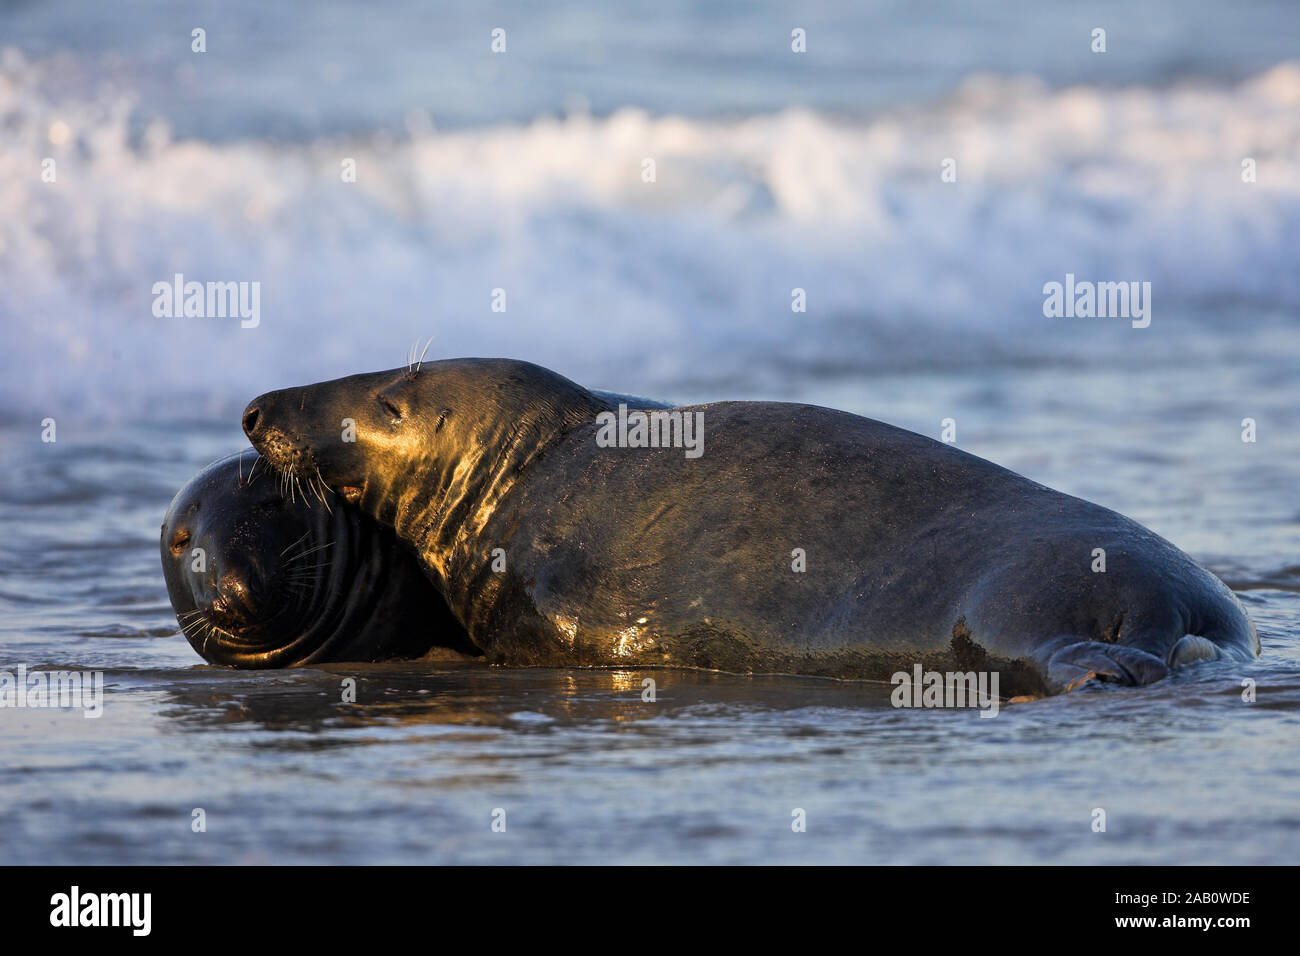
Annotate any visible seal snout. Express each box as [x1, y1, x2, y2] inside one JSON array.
[[206, 564, 267, 630], [242, 391, 311, 474], [242, 394, 276, 448]]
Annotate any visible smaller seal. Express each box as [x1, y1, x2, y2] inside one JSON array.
[[160, 451, 477, 668]]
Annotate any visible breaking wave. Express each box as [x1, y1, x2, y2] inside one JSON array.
[[2, 48, 1298, 419]]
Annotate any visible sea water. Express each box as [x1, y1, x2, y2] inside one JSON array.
[[1, 0, 1297, 864]]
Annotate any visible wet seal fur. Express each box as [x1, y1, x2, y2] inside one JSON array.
[[161, 451, 477, 667], [242, 358, 1259, 696]]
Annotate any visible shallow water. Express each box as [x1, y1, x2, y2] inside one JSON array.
[[2, 339, 1298, 865], [1, 0, 1298, 864]]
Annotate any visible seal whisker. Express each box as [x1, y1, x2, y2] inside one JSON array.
[[415, 336, 434, 373], [304, 467, 332, 512], [313, 466, 334, 513], [280, 530, 312, 557], [286, 548, 334, 562], [286, 567, 332, 579], [284, 540, 335, 562], [181, 616, 215, 648]]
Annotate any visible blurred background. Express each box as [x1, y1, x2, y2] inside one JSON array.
[[0, 1, 1298, 864], [2, 0, 1297, 416]]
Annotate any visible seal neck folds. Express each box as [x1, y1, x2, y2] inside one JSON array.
[[398, 370, 610, 592]]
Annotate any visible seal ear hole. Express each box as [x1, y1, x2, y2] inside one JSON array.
[[435, 408, 451, 433], [169, 529, 191, 556]]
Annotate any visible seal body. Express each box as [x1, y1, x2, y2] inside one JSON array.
[[243, 359, 1259, 695], [161, 451, 476, 667]]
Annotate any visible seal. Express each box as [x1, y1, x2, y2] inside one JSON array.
[[242, 358, 1259, 695], [160, 450, 477, 668]]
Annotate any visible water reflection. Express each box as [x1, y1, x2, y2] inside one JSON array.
[[152, 661, 899, 737]]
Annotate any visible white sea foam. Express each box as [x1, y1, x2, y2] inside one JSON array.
[[2, 48, 1297, 419]]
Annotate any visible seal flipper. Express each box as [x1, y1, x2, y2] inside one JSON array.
[[1167, 634, 1221, 667], [1046, 641, 1170, 693]]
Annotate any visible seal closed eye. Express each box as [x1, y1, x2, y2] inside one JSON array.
[[160, 450, 477, 668]]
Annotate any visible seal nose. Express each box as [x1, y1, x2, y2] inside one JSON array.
[[220, 566, 251, 603], [242, 401, 262, 439], [211, 565, 261, 626]]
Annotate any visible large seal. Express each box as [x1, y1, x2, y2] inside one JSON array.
[[241, 359, 1259, 695], [161, 451, 477, 667]]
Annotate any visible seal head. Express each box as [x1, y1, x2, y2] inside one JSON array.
[[241, 359, 606, 589], [161, 451, 474, 667]]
